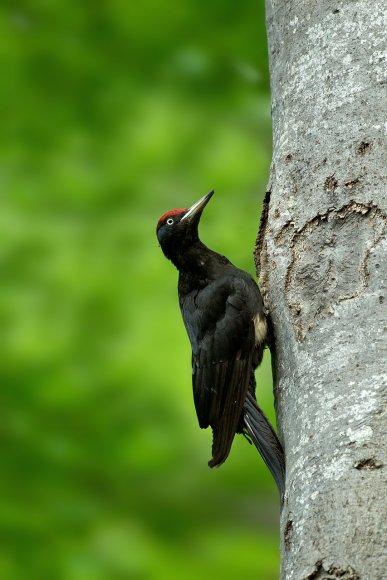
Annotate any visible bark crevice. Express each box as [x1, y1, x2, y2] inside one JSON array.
[[277, 202, 386, 341], [304, 560, 360, 580]]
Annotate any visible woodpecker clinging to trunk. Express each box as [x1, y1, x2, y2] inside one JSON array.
[[156, 190, 285, 500]]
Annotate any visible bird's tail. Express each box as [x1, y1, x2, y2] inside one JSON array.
[[243, 391, 285, 502]]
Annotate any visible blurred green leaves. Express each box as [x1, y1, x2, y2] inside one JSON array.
[[0, 1, 279, 578]]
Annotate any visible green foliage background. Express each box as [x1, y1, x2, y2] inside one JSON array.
[[0, 1, 279, 578]]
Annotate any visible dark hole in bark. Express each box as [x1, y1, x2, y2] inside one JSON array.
[[357, 141, 371, 154], [324, 175, 338, 191], [354, 458, 383, 470], [304, 560, 359, 579], [284, 518, 293, 550], [344, 177, 360, 188]]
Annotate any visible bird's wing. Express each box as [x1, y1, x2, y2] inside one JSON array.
[[185, 278, 256, 467]]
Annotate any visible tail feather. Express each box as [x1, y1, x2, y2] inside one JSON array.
[[208, 426, 234, 468], [243, 391, 285, 502]]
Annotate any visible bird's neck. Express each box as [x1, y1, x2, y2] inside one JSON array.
[[172, 240, 214, 274]]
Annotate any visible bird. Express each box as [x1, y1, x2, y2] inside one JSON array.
[[156, 190, 285, 500]]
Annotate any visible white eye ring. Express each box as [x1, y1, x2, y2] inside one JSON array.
[[166, 218, 174, 225]]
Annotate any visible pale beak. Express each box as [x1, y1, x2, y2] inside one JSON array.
[[181, 190, 214, 222]]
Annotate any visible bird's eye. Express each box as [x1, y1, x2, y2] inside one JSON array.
[[167, 218, 174, 225]]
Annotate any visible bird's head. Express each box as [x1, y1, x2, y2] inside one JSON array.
[[156, 190, 214, 265]]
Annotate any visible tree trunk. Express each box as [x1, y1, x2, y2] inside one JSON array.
[[257, 2, 387, 578]]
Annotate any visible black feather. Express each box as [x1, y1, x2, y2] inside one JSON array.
[[243, 391, 285, 502]]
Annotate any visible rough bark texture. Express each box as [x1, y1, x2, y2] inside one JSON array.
[[257, 2, 387, 579]]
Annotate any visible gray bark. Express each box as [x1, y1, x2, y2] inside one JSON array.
[[257, 2, 387, 578]]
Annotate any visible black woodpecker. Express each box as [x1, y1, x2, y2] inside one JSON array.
[[157, 190, 285, 500]]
